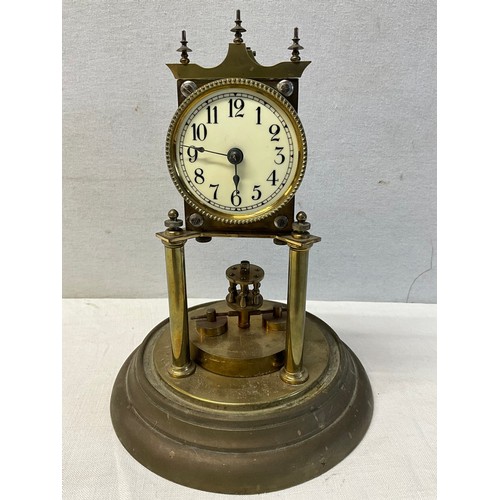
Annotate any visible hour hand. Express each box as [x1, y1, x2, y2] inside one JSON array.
[[226, 148, 244, 191], [233, 166, 240, 191]]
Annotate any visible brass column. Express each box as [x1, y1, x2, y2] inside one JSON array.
[[279, 212, 320, 385], [281, 246, 309, 384], [161, 210, 195, 378]]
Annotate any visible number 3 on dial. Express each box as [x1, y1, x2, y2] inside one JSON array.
[[166, 78, 307, 224]]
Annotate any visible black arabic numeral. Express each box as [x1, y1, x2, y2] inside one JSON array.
[[207, 105, 218, 124], [191, 123, 207, 141], [274, 146, 285, 165], [194, 168, 205, 184], [269, 124, 280, 141], [251, 185, 262, 200], [209, 183, 219, 199], [187, 146, 198, 163], [266, 170, 279, 186], [228, 98, 245, 118], [256, 106, 261, 125], [231, 190, 242, 206]]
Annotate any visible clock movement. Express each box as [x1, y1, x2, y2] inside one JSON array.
[[110, 11, 373, 494]]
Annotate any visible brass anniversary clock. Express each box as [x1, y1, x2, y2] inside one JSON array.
[[111, 11, 373, 494]]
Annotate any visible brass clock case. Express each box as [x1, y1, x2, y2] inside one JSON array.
[[165, 78, 307, 225]]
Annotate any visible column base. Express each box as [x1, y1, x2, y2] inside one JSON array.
[[279, 365, 309, 384], [167, 361, 196, 378]]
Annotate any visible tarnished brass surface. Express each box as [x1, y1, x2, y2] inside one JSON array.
[[167, 42, 310, 81], [163, 243, 195, 378], [110, 301, 373, 494], [195, 308, 228, 337], [282, 247, 310, 384], [183, 198, 296, 235], [262, 307, 287, 331], [152, 300, 331, 395], [225, 261, 264, 328], [157, 228, 278, 245]]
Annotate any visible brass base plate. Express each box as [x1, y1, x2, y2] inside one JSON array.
[[110, 301, 373, 494]]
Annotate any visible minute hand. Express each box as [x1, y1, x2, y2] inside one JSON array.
[[183, 145, 227, 157]]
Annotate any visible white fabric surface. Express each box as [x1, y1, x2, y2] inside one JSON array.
[[63, 299, 436, 499]]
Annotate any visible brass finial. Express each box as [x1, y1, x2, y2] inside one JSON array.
[[230, 9, 246, 44], [288, 27, 303, 62], [177, 30, 192, 64]]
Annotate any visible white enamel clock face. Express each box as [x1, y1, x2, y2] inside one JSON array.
[[166, 78, 307, 224]]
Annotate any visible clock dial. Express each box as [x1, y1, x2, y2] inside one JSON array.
[[166, 78, 306, 224]]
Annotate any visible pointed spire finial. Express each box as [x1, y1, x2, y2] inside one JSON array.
[[176, 30, 192, 64], [288, 27, 303, 62], [230, 9, 246, 44]]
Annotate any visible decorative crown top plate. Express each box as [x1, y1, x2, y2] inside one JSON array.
[[167, 10, 310, 80]]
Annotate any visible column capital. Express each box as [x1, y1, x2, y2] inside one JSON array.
[[274, 232, 321, 250], [156, 229, 201, 247]]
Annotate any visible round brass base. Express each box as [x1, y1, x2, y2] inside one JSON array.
[[110, 301, 373, 494]]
